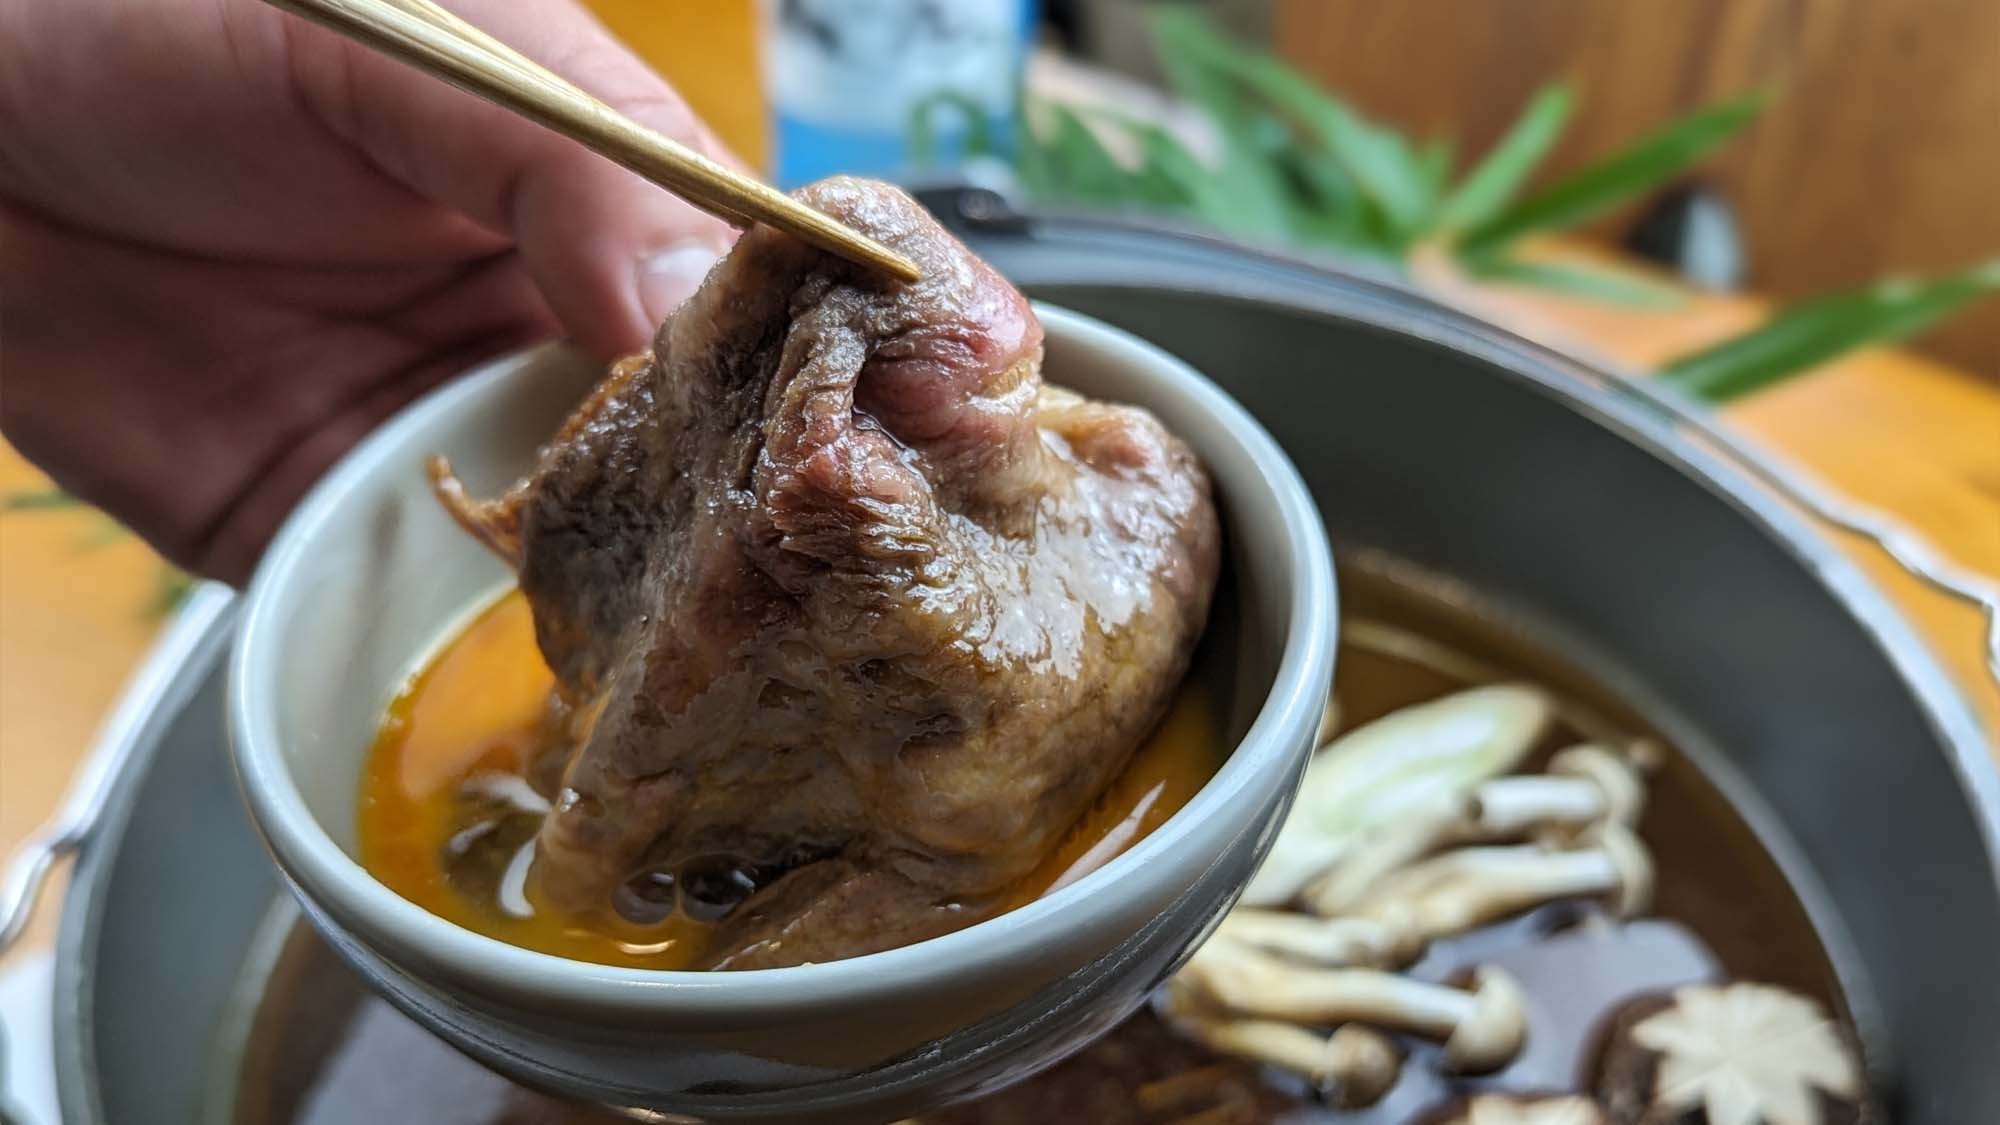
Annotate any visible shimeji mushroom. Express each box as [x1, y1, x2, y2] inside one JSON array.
[[1179, 939, 1528, 1074], [1212, 905, 1427, 969], [1302, 789, 1475, 915], [1161, 982, 1403, 1108], [1306, 744, 1648, 915], [1593, 983, 1875, 1125], [1465, 745, 1646, 841], [1173, 685, 1665, 1090], [1420, 1093, 1609, 1125], [1220, 823, 1651, 976], [1326, 822, 1655, 934], [1243, 683, 1555, 908]]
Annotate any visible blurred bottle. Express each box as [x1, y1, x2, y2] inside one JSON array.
[[758, 0, 1035, 188]]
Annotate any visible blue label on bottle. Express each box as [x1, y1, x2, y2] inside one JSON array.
[[761, 0, 1033, 187]]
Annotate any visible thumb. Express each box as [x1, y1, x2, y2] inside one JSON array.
[[289, 0, 739, 357]]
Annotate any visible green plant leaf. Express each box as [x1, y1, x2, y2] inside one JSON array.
[[1012, 108, 1056, 197], [906, 90, 998, 167], [1470, 256, 1685, 309], [1233, 61, 1433, 238], [1, 488, 83, 512], [1149, 8, 1254, 131], [1660, 260, 2000, 401], [1126, 117, 1292, 238], [1272, 144, 1401, 257], [1135, 22, 1316, 242], [1438, 83, 1574, 234], [1271, 145, 1357, 219], [1459, 91, 1765, 257], [1417, 137, 1457, 200], [1240, 116, 1404, 256], [1150, 8, 1433, 240], [1098, 127, 1200, 211], [1035, 103, 1136, 205], [1121, 130, 1205, 212]]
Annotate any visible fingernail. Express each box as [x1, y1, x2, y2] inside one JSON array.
[[638, 241, 724, 324]]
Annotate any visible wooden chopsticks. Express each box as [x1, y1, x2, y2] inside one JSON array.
[[265, 0, 923, 284]]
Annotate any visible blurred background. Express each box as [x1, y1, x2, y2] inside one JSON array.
[[585, 0, 2000, 377], [4, 0, 1998, 959]]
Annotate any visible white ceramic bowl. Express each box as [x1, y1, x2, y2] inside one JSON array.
[[229, 305, 1336, 1122]]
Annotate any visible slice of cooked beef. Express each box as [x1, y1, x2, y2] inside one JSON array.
[[434, 177, 1219, 968]]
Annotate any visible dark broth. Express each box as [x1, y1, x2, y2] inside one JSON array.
[[238, 562, 1854, 1124]]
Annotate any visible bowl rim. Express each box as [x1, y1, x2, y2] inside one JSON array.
[[228, 303, 1338, 1015]]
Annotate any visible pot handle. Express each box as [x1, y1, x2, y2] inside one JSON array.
[[0, 584, 237, 953], [1616, 377, 2000, 693]]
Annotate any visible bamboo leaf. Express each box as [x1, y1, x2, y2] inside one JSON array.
[[1272, 143, 1402, 257], [1013, 109, 1056, 197], [1470, 257, 1685, 309], [1417, 137, 1457, 200], [1660, 260, 2000, 401], [1150, 8, 1253, 130], [1133, 22, 1317, 242], [1151, 15, 1312, 235], [1237, 113, 1397, 255], [1271, 140, 1357, 213], [1126, 118, 1291, 238], [1150, 8, 1433, 239], [906, 90, 998, 166], [1035, 103, 1136, 205], [1230, 60, 1433, 238], [1439, 83, 1574, 234], [1459, 92, 1765, 257]]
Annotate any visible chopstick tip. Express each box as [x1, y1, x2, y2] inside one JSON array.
[[882, 251, 923, 285]]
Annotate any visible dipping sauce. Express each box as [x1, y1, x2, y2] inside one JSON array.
[[357, 587, 1223, 970]]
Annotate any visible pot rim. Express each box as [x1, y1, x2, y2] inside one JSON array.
[[55, 212, 2000, 1121]]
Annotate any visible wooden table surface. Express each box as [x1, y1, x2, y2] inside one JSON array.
[[2, 5, 1995, 962]]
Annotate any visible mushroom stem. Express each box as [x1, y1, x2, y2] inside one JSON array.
[[1345, 823, 1654, 934], [1180, 940, 1528, 1073], [1466, 776, 1609, 836], [1305, 748, 1652, 919], [1215, 906, 1426, 968], [1432, 1094, 1609, 1124], [1552, 744, 1647, 818], [1242, 684, 1553, 908], [1467, 745, 1646, 840], [1162, 986, 1402, 1108], [1301, 791, 1470, 915]]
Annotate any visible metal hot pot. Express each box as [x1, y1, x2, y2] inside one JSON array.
[[12, 190, 1999, 1124]]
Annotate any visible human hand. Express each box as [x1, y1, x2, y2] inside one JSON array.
[[0, 0, 739, 582]]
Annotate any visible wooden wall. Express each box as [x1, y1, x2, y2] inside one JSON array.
[[1274, 0, 2000, 379]]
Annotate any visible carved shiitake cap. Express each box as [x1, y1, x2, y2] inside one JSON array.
[[1591, 983, 1878, 1125]]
